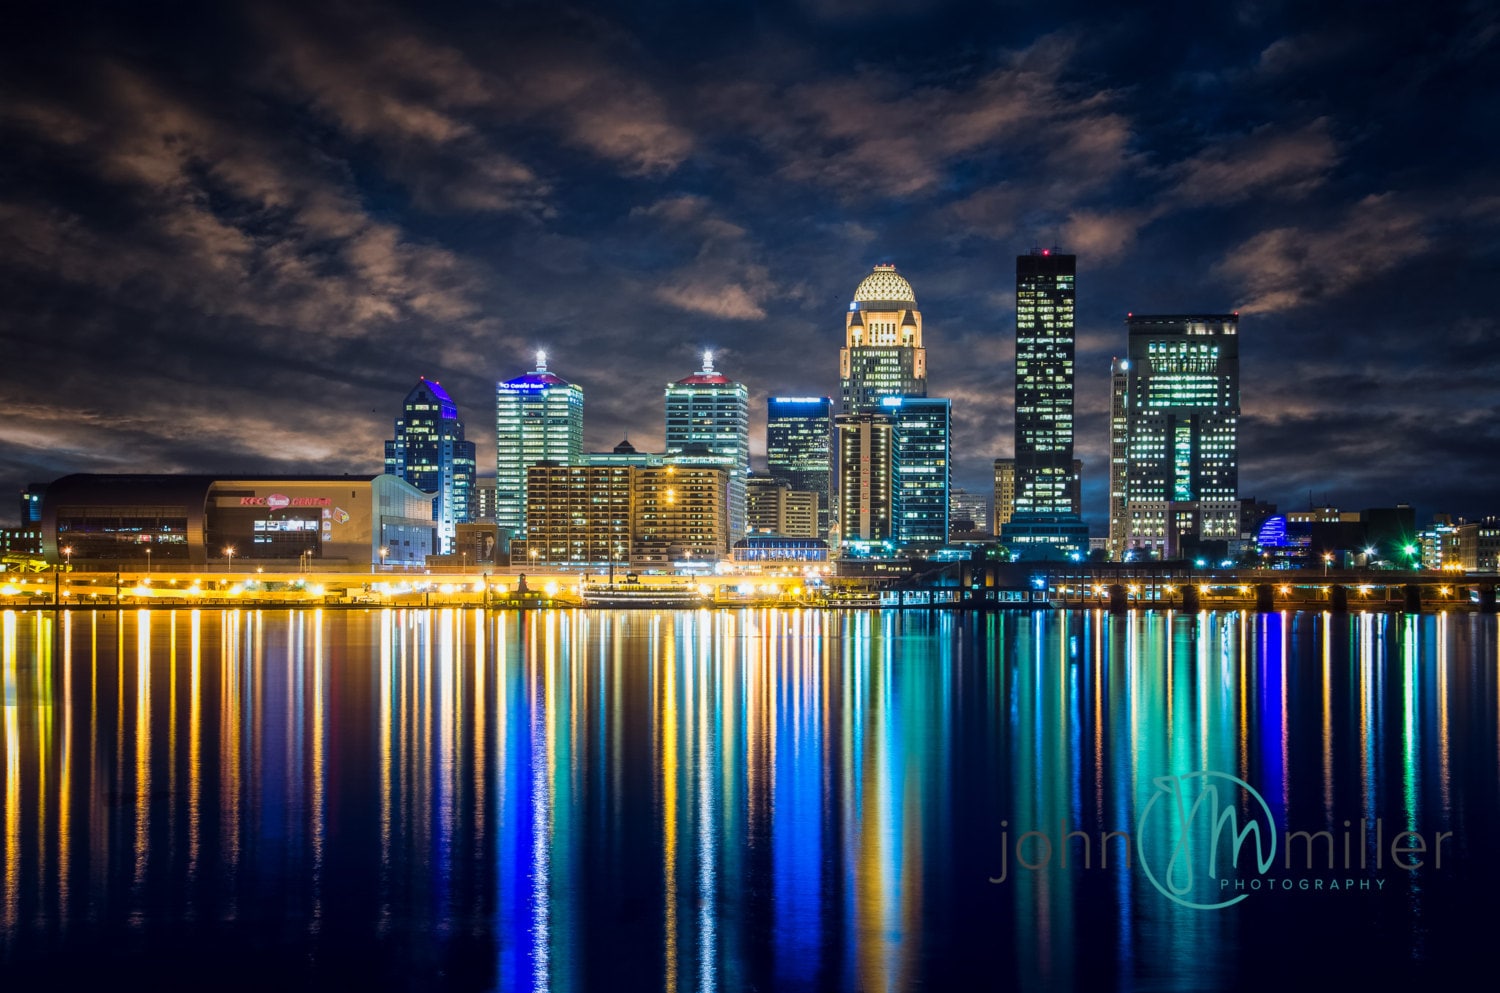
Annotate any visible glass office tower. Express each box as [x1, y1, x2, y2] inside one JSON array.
[[384, 377, 477, 554], [495, 351, 584, 537], [766, 396, 834, 538]]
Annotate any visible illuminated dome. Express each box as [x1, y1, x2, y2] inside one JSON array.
[[851, 264, 917, 308]]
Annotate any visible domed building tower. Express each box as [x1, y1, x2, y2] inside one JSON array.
[[839, 263, 927, 413]]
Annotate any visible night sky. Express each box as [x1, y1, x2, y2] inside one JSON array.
[[3, 0, 1497, 530]]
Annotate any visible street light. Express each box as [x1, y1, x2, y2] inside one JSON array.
[[224, 545, 236, 573], [145, 546, 152, 574], [62, 546, 72, 571], [1323, 553, 1333, 577], [379, 546, 389, 573]]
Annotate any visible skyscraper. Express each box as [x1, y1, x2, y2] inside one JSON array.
[[383, 378, 477, 554], [835, 412, 894, 545], [993, 458, 1015, 533], [883, 396, 951, 545], [766, 396, 834, 537], [665, 352, 749, 544], [746, 476, 819, 538], [840, 264, 927, 413], [1108, 357, 1129, 560], [495, 351, 584, 538], [1119, 314, 1241, 559], [1001, 250, 1088, 559]]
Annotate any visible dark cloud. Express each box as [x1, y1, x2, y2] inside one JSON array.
[[2, 0, 1498, 528]]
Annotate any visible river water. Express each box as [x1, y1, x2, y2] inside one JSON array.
[[1, 607, 1496, 990]]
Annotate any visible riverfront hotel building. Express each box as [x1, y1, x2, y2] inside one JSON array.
[[517, 462, 729, 569], [39, 473, 438, 568]]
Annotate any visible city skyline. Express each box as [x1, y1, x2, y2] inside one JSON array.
[[2, 1, 1497, 530]]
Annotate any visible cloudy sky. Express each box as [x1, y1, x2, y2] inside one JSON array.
[[2, 0, 1497, 529]]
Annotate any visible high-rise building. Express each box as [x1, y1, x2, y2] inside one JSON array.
[[882, 396, 951, 545], [383, 378, 477, 553], [993, 458, 1015, 533], [1107, 358, 1129, 560], [495, 351, 584, 538], [1001, 250, 1088, 559], [521, 464, 633, 568], [840, 264, 927, 413], [1013, 250, 1076, 514], [835, 412, 894, 545], [949, 488, 990, 536], [473, 479, 497, 523], [766, 396, 834, 537], [665, 352, 749, 543], [517, 462, 729, 569], [1119, 314, 1241, 559], [632, 464, 729, 568], [746, 476, 819, 538]]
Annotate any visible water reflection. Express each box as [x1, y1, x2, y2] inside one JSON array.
[[0, 607, 1497, 990]]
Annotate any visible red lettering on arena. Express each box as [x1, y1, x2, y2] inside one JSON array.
[[237, 495, 331, 507]]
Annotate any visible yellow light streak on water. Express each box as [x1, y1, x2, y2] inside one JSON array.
[[661, 620, 679, 993], [134, 610, 151, 897], [59, 611, 72, 924], [3, 611, 19, 934], [220, 610, 242, 915], [378, 609, 393, 929], [189, 612, 201, 885], [311, 610, 325, 929]]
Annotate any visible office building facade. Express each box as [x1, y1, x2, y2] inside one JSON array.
[[766, 396, 834, 537], [496, 351, 584, 538], [1107, 357, 1129, 560], [746, 477, 819, 538], [1119, 314, 1241, 558], [949, 488, 990, 536], [665, 353, 749, 542], [1001, 250, 1088, 558], [835, 412, 894, 545], [883, 396, 951, 545], [383, 378, 477, 554], [521, 464, 634, 568], [632, 464, 729, 568], [840, 264, 927, 413]]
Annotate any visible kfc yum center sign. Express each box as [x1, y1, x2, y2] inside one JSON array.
[[239, 493, 332, 508]]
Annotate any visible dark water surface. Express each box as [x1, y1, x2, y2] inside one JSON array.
[[2, 607, 1497, 991]]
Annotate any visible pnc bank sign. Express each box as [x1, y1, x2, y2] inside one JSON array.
[[239, 493, 332, 508]]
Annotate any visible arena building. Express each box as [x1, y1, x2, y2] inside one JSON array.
[[39, 474, 436, 569]]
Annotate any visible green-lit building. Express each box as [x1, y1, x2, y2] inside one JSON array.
[[665, 353, 749, 542], [495, 351, 584, 538], [1118, 314, 1241, 559]]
